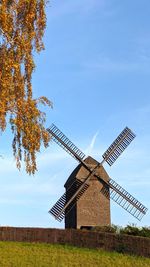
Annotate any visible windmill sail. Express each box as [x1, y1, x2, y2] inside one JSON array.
[[102, 127, 136, 166], [100, 179, 147, 221], [49, 179, 89, 221], [49, 192, 66, 222], [47, 124, 85, 162]]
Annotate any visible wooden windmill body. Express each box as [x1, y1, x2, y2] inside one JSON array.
[[48, 124, 148, 228], [65, 156, 110, 229]]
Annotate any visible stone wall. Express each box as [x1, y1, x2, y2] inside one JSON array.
[[0, 227, 149, 258]]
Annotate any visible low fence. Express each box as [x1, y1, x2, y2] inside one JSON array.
[[0, 227, 149, 257]]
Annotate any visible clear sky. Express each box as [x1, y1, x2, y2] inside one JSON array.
[[0, 0, 150, 229]]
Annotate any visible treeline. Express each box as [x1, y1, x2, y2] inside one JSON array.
[[92, 224, 150, 238]]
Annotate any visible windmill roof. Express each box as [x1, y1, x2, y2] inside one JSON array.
[[64, 156, 100, 188]]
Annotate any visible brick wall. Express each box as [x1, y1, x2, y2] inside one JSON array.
[[0, 227, 149, 258]]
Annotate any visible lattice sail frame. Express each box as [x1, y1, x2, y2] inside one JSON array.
[[100, 178, 148, 221], [47, 124, 85, 162], [102, 127, 136, 166], [109, 179, 148, 220], [48, 124, 148, 222], [49, 179, 89, 221]]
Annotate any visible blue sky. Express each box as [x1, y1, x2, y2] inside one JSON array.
[[0, 0, 150, 228]]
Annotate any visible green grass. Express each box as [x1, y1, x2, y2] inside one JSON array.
[[0, 241, 149, 267]]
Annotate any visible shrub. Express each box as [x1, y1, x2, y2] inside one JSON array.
[[120, 224, 141, 236], [140, 227, 150, 238], [92, 224, 150, 238], [92, 225, 117, 233]]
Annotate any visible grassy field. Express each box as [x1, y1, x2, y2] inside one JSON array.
[[0, 241, 149, 267]]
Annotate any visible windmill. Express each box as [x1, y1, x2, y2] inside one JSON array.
[[48, 124, 148, 229]]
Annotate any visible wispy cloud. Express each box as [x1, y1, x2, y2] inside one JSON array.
[[85, 131, 99, 156], [83, 55, 150, 73], [37, 149, 71, 168], [135, 35, 150, 62], [0, 156, 17, 174], [0, 178, 62, 196], [48, 0, 109, 20]]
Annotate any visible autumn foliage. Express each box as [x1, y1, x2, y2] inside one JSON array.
[[0, 0, 52, 174]]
